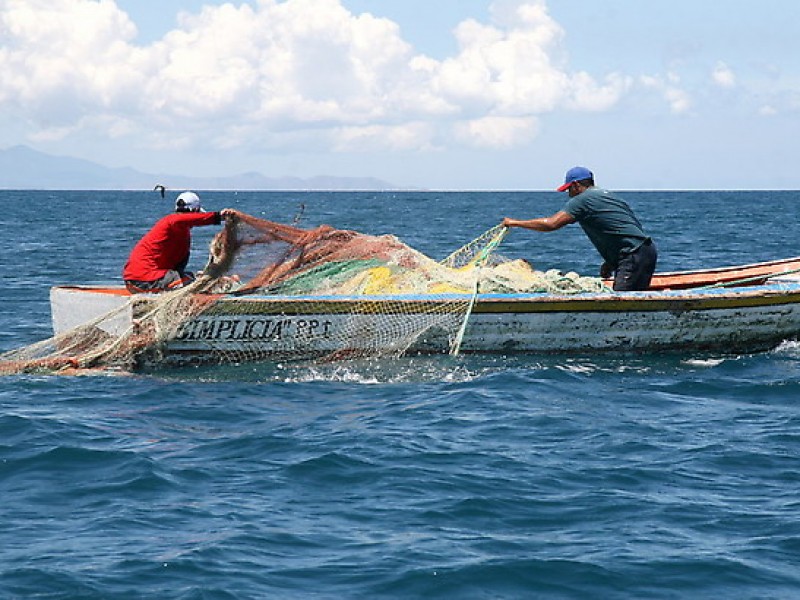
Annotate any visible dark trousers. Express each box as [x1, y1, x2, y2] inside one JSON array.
[[614, 240, 657, 291]]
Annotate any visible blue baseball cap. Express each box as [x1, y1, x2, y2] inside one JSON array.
[[556, 166, 593, 192]]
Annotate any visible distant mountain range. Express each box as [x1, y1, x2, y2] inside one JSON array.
[[0, 145, 402, 191]]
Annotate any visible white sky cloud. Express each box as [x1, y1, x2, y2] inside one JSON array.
[[639, 74, 692, 114], [0, 0, 798, 189], [0, 0, 641, 152], [711, 61, 736, 88], [455, 115, 539, 149]]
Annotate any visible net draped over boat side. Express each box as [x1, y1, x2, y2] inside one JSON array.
[[0, 213, 609, 374]]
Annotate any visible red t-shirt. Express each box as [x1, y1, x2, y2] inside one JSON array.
[[123, 212, 221, 282]]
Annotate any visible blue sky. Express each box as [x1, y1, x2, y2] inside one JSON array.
[[1, 0, 798, 189]]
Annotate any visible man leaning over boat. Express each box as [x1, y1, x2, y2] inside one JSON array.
[[503, 166, 657, 292], [123, 191, 241, 294]]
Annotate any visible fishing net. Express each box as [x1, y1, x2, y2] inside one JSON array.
[[0, 212, 609, 375]]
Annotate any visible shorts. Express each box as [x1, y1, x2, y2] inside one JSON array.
[[125, 271, 194, 294]]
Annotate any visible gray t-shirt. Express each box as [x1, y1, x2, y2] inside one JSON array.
[[563, 187, 649, 267]]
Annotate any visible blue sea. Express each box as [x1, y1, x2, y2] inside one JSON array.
[[2, 189, 800, 599]]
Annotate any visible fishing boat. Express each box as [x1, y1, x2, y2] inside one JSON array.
[[48, 255, 800, 366]]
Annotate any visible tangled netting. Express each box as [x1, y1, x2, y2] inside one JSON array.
[[0, 212, 609, 375]]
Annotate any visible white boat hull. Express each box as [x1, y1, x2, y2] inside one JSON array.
[[50, 281, 800, 366]]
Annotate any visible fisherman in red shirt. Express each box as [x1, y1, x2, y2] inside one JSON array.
[[123, 191, 239, 293]]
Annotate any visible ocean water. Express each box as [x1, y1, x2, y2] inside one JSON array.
[[1, 189, 800, 599]]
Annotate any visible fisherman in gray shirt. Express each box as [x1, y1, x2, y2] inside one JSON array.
[[503, 166, 657, 291]]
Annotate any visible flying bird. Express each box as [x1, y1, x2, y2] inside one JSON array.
[[153, 184, 166, 198], [292, 203, 306, 225]]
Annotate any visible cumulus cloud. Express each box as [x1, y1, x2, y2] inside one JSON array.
[[711, 61, 736, 88], [432, 2, 629, 120], [0, 0, 142, 123], [640, 73, 692, 114], [0, 0, 635, 152], [454, 116, 539, 149]]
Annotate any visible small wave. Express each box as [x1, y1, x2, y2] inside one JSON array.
[[682, 357, 727, 367], [277, 358, 485, 384], [31, 358, 521, 384], [283, 366, 481, 385], [555, 360, 654, 375], [155, 356, 505, 384], [773, 339, 800, 355]]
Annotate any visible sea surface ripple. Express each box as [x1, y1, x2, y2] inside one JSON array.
[[1, 190, 800, 599]]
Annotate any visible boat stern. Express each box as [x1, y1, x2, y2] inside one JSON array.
[[50, 285, 134, 336]]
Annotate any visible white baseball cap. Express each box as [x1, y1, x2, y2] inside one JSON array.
[[175, 191, 203, 212]]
